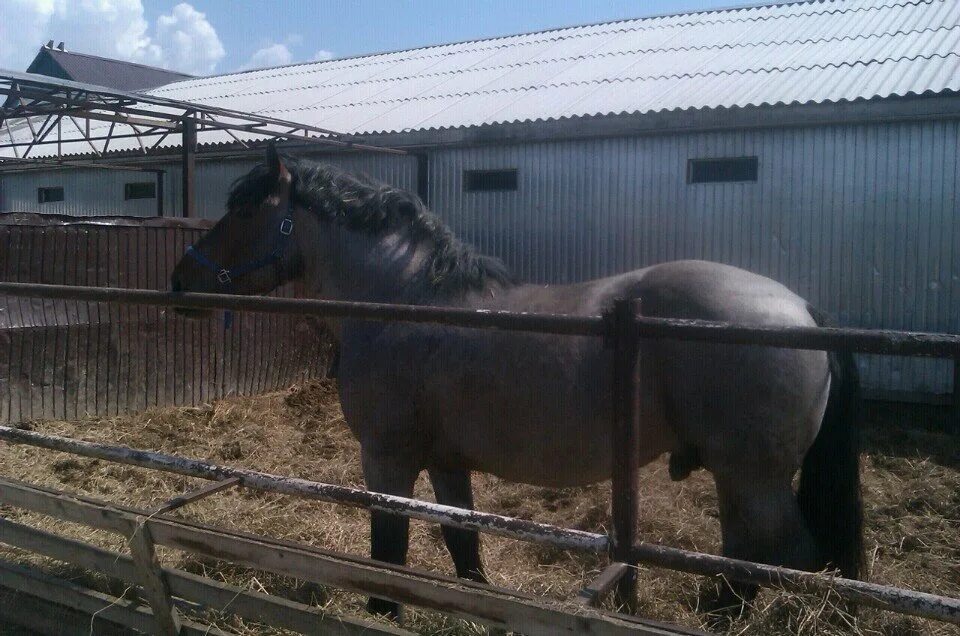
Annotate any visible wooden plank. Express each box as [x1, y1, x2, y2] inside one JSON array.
[[151, 477, 241, 515], [0, 516, 411, 636], [577, 563, 632, 607], [124, 516, 183, 635], [0, 558, 232, 636], [0, 425, 608, 553], [0, 477, 697, 636]]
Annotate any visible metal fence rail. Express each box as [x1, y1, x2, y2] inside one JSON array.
[[0, 281, 958, 633]]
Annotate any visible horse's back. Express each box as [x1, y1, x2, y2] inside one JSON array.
[[629, 260, 816, 327]]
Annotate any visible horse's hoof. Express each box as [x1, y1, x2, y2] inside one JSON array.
[[367, 596, 403, 622]]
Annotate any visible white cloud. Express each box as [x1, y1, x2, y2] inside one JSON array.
[[313, 50, 334, 62], [242, 43, 293, 71], [151, 3, 225, 74], [0, 0, 224, 76]]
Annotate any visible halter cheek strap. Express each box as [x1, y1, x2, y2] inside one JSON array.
[[184, 198, 296, 329]]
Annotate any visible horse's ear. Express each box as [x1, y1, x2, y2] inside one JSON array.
[[265, 143, 289, 183]]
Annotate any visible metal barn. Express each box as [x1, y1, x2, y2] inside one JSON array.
[[2, 0, 959, 398]]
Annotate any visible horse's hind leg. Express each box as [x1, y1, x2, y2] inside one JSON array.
[[361, 448, 420, 620], [428, 468, 488, 584], [711, 474, 821, 617]]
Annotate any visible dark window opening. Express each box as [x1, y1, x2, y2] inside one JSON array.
[[37, 186, 64, 203], [464, 169, 518, 192], [688, 157, 758, 184], [124, 182, 156, 200]]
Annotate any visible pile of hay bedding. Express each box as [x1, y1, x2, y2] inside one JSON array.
[[0, 380, 957, 635]]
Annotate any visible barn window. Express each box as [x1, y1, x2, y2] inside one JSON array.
[[124, 182, 156, 200], [37, 186, 64, 203], [688, 157, 758, 184], [464, 169, 518, 192]]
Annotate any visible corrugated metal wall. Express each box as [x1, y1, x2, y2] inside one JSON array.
[[1, 121, 956, 396], [427, 120, 960, 396], [0, 168, 160, 217], [0, 152, 418, 220]]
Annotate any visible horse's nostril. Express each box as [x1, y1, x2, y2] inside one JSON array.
[[171, 276, 182, 293]]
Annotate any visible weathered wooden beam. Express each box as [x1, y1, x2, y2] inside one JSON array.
[[0, 558, 232, 636], [0, 477, 698, 636], [0, 516, 412, 636], [0, 427, 608, 553], [124, 516, 182, 635], [151, 477, 241, 515], [577, 562, 632, 607]]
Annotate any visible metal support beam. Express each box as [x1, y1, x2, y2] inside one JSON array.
[[156, 170, 165, 217], [416, 152, 430, 205], [954, 358, 959, 427], [609, 298, 642, 612], [577, 562, 632, 607], [181, 115, 196, 218]]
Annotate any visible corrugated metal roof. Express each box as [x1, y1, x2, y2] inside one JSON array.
[[40, 48, 192, 90], [9, 0, 960, 156]]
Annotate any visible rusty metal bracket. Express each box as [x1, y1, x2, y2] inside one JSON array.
[[151, 477, 242, 516], [577, 562, 632, 607]]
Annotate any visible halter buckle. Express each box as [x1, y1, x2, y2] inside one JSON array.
[[279, 217, 294, 236], [217, 269, 232, 284]]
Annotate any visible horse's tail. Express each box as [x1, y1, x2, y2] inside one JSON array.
[[797, 305, 864, 580]]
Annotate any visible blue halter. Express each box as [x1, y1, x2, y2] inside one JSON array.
[[185, 198, 295, 329]]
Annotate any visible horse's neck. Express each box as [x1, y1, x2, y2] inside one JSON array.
[[301, 220, 443, 305]]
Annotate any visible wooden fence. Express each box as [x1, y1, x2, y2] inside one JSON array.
[[0, 214, 330, 424]]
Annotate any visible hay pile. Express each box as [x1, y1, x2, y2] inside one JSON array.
[[0, 380, 957, 635]]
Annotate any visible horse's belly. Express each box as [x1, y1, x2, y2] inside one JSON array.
[[429, 382, 670, 488]]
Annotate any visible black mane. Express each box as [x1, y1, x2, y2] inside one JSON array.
[[228, 157, 515, 297]]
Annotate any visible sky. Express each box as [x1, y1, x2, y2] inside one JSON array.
[[0, 0, 769, 77]]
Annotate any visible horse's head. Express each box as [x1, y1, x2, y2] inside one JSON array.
[[171, 146, 302, 315]]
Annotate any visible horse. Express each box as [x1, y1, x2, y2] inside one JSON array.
[[171, 146, 863, 620]]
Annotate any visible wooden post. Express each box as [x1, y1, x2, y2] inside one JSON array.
[[609, 298, 642, 613], [125, 516, 182, 635], [181, 114, 196, 218]]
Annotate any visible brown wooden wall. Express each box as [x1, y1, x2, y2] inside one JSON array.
[[0, 214, 330, 424]]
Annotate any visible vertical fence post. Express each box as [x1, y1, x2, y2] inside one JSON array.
[[609, 298, 642, 612], [124, 516, 181, 635]]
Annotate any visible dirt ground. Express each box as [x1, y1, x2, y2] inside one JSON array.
[[0, 380, 957, 635]]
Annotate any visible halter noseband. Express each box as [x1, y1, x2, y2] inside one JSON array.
[[185, 210, 294, 286], [184, 196, 296, 328]]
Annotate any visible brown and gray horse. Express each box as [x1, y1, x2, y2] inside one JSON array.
[[171, 147, 862, 618]]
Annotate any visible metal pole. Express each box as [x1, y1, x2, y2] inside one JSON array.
[[610, 298, 642, 612], [181, 114, 196, 218], [155, 170, 164, 217]]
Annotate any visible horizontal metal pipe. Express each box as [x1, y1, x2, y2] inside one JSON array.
[[634, 316, 960, 358], [0, 426, 608, 554], [0, 282, 605, 337], [1, 283, 959, 357], [627, 543, 960, 626], [3, 426, 959, 626]]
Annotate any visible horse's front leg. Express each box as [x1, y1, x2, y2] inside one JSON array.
[[428, 468, 488, 584], [361, 445, 420, 620]]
